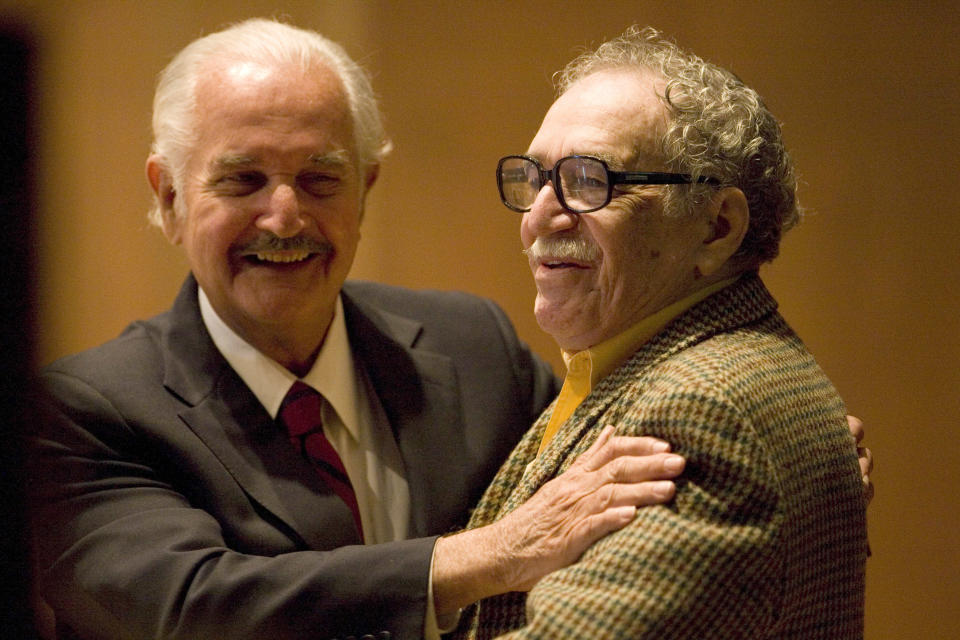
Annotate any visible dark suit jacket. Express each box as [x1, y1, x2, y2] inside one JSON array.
[[30, 276, 558, 640], [456, 274, 868, 639]]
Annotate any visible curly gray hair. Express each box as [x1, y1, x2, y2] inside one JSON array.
[[556, 26, 799, 267], [148, 18, 391, 226]]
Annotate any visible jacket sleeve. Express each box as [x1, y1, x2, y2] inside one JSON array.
[[30, 370, 437, 640]]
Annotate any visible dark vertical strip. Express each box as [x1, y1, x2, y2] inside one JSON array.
[[0, 18, 40, 640]]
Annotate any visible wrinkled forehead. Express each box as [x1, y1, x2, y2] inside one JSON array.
[[529, 68, 669, 170]]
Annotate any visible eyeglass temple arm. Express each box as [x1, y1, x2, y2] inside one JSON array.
[[616, 171, 720, 185]]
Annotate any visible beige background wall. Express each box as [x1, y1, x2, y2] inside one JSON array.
[[4, 1, 958, 638]]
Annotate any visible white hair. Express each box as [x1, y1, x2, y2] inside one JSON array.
[[148, 18, 391, 225]]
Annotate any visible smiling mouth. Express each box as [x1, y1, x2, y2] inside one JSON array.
[[247, 250, 314, 264], [540, 258, 591, 269], [236, 233, 334, 266]]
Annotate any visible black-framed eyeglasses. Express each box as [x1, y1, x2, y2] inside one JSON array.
[[496, 154, 719, 214]]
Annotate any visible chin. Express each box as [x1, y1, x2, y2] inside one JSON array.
[[534, 310, 583, 349]]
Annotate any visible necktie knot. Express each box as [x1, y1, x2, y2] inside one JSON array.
[[279, 381, 324, 438]]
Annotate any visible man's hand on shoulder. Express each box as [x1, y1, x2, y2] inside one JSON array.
[[431, 426, 684, 615]]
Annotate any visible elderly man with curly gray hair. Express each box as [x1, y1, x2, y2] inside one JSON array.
[[448, 26, 868, 640]]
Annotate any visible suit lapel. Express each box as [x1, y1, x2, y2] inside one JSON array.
[[342, 289, 466, 538], [159, 277, 361, 549]]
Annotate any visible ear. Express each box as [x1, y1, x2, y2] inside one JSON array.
[[363, 162, 380, 192], [146, 154, 183, 244], [695, 187, 749, 278], [357, 163, 380, 223]]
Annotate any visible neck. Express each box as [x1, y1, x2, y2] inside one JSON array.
[[243, 320, 331, 377], [198, 285, 335, 377]]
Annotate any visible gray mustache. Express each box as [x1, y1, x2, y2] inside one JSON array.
[[524, 236, 600, 262], [237, 234, 334, 256]]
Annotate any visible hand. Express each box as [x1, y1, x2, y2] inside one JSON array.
[[431, 426, 685, 615], [492, 425, 684, 590], [847, 415, 874, 504]]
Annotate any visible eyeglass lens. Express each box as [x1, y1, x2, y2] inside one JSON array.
[[498, 156, 611, 213]]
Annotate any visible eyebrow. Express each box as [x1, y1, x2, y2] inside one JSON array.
[[209, 149, 352, 171], [566, 151, 629, 171], [525, 150, 626, 170], [210, 153, 258, 171], [307, 149, 351, 168], [590, 151, 624, 169]]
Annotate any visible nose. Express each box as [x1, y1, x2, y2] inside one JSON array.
[[521, 182, 579, 244], [256, 183, 305, 238]]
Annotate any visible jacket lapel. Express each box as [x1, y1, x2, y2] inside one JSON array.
[[159, 277, 361, 549], [341, 289, 466, 538]]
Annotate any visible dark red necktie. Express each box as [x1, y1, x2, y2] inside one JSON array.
[[278, 381, 362, 538]]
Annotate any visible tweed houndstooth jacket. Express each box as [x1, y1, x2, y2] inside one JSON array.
[[454, 273, 868, 639]]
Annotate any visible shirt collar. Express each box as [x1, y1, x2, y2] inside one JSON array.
[[561, 276, 740, 386], [198, 288, 363, 441]]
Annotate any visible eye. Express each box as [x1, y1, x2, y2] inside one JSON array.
[[298, 171, 342, 197], [215, 171, 267, 196], [565, 172, 608, 199], [575, 175, 608, 189], [574, 167, 609, 189], [560, 159, 609, 196]]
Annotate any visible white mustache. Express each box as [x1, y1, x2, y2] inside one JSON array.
[[237, 233, 334, 257], [523, 236, 600, 263]]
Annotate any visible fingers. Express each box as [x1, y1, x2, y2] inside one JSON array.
[[847, 414, 864, 444], [859, 445, 874, 504], [535, 451, 684, 515], [536, 449, 683, 544], [576, 425, 616, 468], [847, 415, 873, 503], [858, 446, 873, 477], [610, 478, 678, 507], [603, 451, 685, 486], [575, 425, 673, 473], [563, 426, 685, 509], [593, 455, 683, 509]]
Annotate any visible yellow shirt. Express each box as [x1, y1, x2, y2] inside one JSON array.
[[538, 277, 739, 455]]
